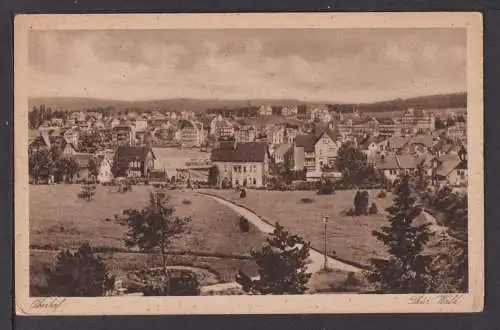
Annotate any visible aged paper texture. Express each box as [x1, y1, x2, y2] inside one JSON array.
[[15, 12, 483, 315]]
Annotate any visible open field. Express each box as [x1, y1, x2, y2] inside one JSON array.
[[203, 189, 444, 268], [30, 185, 266, 255], [29, 184, 267, 291]]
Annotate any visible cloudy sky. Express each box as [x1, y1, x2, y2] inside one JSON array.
[[28, 28, 466, 103]]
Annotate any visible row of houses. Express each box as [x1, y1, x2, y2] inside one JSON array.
[[206, 119, 469, 188]]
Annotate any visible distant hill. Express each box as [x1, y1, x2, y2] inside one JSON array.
[[330, 92, 467, 113], [28, 92, 466, 114]]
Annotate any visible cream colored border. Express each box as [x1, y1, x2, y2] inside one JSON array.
[[14, 12, 484, 315]]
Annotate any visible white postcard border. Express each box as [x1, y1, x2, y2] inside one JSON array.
[[14, 12, 484, 315]]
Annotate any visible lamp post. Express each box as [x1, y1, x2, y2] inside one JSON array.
[[323, 215, 329, 270]]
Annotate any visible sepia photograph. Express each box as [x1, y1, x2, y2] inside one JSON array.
[[14, 13, 483, 315]]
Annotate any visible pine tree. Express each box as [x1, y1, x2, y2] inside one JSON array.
[[123, 191, 191, 277], [236, 223, 312, 295], [44, 243, 115, 296], [369, 175, 434, 293]]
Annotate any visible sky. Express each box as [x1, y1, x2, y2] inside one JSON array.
[[28, 28, 467, 103]]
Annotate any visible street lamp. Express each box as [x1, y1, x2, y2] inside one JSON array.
[[322, 215, 329, 270]]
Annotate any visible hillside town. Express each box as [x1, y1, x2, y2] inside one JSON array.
[[28, 103, 468, 189]]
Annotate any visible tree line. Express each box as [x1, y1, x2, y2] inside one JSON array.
[[29, 145, 99, 184]]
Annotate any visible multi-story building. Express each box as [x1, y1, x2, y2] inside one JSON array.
[[210, 115, 235, 140], [293, 126, 341, 179], [447, 121, 467, 141], [399, 108, 435, 135], [211, 142, 269, 188], [112, 125, 134, 146], [257, 105, 270, 116], [63, 128, 80, 149], [376, 117, 398, 138], [179, 120, 204, 147], [296, 105, 308, 121], [113, 146, 156, 178], [351, 116, 378, 138], [267, 125, 285, 145], [234, 124, 257, 143]]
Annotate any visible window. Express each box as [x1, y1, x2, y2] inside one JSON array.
[[224, 165, 227, 172], [244, 166, 247, 173], [253, 178, 257, 185]]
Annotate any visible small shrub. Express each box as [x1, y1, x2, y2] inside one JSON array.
[[369, 202, 378, 214], [300, 197, 315, 204], [239, 216, 250, 232], [182, 199, 192, 205], [344, 208, 355, 216], [59, 226, 65, 232], [377, 190, 387, 199], [105, 218, 111, 222]]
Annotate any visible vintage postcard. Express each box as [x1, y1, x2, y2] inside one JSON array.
[[14, 12, 484, 315]]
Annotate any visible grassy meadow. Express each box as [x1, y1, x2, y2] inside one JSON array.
[[203, 189, 394, 268], [29, 184, 267, 291]]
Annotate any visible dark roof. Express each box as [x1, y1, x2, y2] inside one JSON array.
[[375, 154, 399, 170], [377, 117, 396, 125], [387, 136, 409, 150], [179, 120, 194, 129], [295, 134, 316, 152], [211, 142, 267, 162], [410, 135, 435, 148], [436, 155, 464, 177], [397, 155, 418, 169], [115, 146, 155, 162], [274, 143, 292, 157]]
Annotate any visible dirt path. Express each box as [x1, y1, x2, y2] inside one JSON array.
[[197, 193, 362, 294], [202, 194, 360, 272]]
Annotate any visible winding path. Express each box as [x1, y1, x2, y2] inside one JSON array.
[[198, 192, 361, 294]]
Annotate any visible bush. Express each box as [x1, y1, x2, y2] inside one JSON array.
[[377, 190, 387, 199], [369, 202, 378, 214], [300, 197, 315, 204], [44, 243, 115, 296], [239, 216, 250, 232], [182, 199, 192, 205], [133, 268, 200, 296], [317, 178, 335, 195], [342, 208, 355, 216], [240, 189, 247, 198]]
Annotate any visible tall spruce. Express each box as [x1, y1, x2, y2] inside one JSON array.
[[369, 175, 434, 293], [236, 223, 312, 295]]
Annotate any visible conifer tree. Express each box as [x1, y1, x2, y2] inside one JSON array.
[[369, 175, 434, 293], [237, 223, 312, 294]]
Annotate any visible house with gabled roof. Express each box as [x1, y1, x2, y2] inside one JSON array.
[[408, 134, 437, 154], [385, 135, 411, 154], [374, 154, 419, 182], [211, 141, 269, 188], [113, 146, 155, 178]]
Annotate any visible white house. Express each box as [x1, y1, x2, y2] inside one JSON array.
[[211, 142, 269, 188]]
